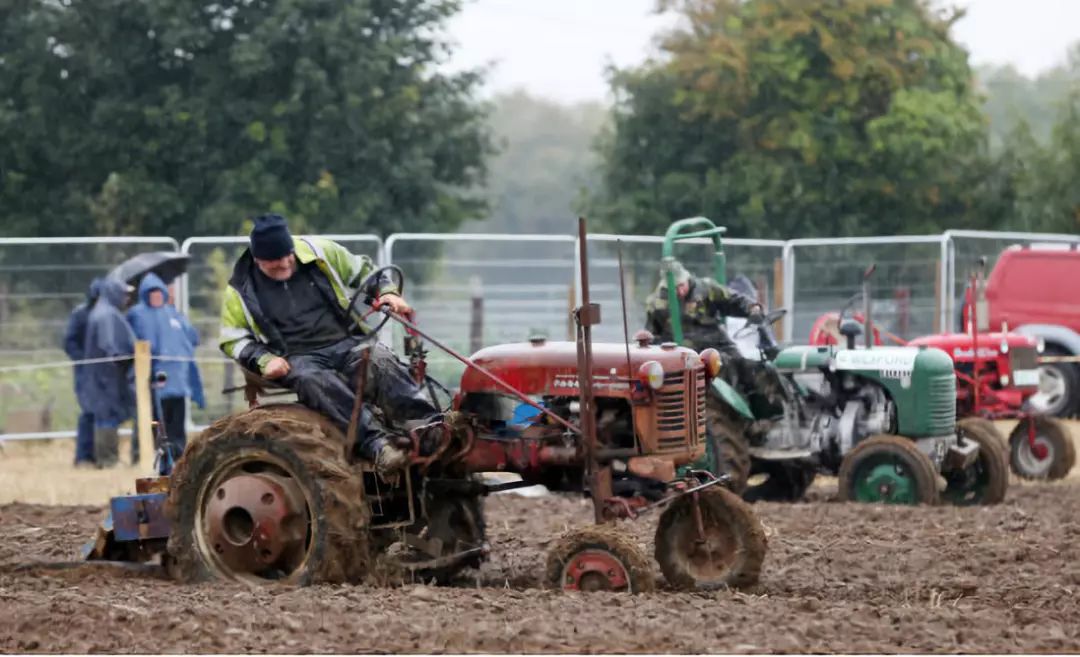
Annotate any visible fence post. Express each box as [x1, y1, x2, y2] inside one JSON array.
[[469, 276, 484, 355], [134, 340, 155, 471], [772, 257, 785, 341]]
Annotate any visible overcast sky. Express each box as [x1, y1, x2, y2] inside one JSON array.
[[444, 0, 1080, 104]]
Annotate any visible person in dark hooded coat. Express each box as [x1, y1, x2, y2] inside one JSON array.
[[83, 277, 136, 468], [127, 273, 204, 468], [63, 277, 103, 466]]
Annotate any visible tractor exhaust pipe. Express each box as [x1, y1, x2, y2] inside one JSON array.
[[862, 264, 876, 349]]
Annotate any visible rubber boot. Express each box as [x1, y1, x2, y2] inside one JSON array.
[[94, 427, 119, 469]]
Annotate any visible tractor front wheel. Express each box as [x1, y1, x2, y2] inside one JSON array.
[[942, 418, 1009, 506], [837, 435, 939, 505], [654, 486, 766, 590], [1009, 416, 1076, 480], [166, 405, 369, 585], [544, 526, 655, 593]]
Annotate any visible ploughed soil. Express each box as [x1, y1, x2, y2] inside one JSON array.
[[2, 483, 1080, 654]]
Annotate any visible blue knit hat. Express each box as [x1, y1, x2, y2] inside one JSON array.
[[249, 214, 294, 260]]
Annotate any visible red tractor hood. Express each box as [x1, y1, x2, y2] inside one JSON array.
[[908, 332, 1037, 362], [461, 340, 698, 396]]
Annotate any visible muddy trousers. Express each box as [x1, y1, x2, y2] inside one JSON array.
[[282, 337, 439, 460]]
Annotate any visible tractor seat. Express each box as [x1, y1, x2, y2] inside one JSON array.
[[236, 367, 293, 407], [838, 318, 864, 340]]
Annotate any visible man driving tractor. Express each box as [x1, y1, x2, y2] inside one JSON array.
[[219, 214, 441, 475], [644, 260, 766, 392]]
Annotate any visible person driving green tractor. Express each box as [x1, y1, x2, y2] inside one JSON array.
[[644, 259, 767, 393]]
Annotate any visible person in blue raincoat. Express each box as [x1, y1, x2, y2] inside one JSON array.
[[83, 277, 136, 468], [62, 278, 103, 467], [127, 273, 205, 467]]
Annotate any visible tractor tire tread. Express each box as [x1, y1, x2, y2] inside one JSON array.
[[544, 525, 655, 593], [1009, 416, 1077, 481], [706, 396, 751, 494], [955, 417, 1009, 505], [165, 404, 369, 585], [837, 434, 940, 505], [654, 486, 766, 590]]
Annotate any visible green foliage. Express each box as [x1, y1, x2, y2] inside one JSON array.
[[992, 92, 1080, 233], [978, 54, 1080, 149], [0, 0, 492, 239], [587, 0, 992, 238]]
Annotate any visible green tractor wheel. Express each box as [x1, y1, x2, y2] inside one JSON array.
[[837, 435, 939, 505], [942, 418, 1009, 506]]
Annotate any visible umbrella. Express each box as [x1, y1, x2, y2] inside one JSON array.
[[108, 251, 191, 285]]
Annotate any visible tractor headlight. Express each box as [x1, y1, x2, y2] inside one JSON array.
[[1037, 338, 1046, 354], [699, 348, 722, 378], [638, 361, 664, 390], [1000, 339, 1009, 354], [1000, 374, 1010, 386], [685, 352, 701, 370]]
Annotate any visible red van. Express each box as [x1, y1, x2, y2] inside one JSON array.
[[981, 244, 1080, 416]]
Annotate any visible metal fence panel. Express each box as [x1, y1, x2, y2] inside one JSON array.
[[581, 235, 786, 343], [385, 234, 576, 385], [0, 237, 179, 441], [179, 235, 382, 428], [782, 236, 948, 344], [945, 230, 1080, 332]]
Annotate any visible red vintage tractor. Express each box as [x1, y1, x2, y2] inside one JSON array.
[[86, 219, 767, 593], [809, 265, 1074, 481]]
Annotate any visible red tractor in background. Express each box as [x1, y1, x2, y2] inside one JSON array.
[[809, 262, 1075, 481]]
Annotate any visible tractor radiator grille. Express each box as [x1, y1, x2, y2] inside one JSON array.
[[1010, 346, 1039, 373], [654, 367, 706, 453], [926, 372, 957, 436]]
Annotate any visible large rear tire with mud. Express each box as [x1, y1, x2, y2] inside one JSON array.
[[165, 405, 370, 585], [705, 396, 751, 494], [1008, 416, 1076, 480], [654, 486, 766, 590], [943, 417, 1009, 506]]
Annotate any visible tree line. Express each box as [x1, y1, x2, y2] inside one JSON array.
[[1, 0, 1077, 242]]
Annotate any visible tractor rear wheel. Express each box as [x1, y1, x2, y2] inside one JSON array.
[[837, 435, 939, 505], [705, 396, 751, 494], [1029, 346, 1079, 417], [960, 416, 1007, 447], [166, 405, 369, 585], [942, 418, 1009, 506], [654, 486, 766, 590], [1008, 416, 1076, 480], [544, 525, 655, 593], [402, 494, 487, 584]]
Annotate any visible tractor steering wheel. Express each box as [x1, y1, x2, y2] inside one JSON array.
[[345, 265, 406, 335], [732, 308, 787, 341]]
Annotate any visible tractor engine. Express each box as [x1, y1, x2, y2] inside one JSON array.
[[454, 337, 708, 495], [755, 366, 894, 468]]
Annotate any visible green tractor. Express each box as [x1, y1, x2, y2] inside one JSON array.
[[662, 218, 1008, 505]]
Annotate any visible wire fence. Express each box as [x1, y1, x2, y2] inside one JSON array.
[[0, 238, 179, 440], [2, 228, 1073, 443]]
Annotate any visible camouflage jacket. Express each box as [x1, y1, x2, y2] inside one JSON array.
[[644, 277, 758, 352]]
